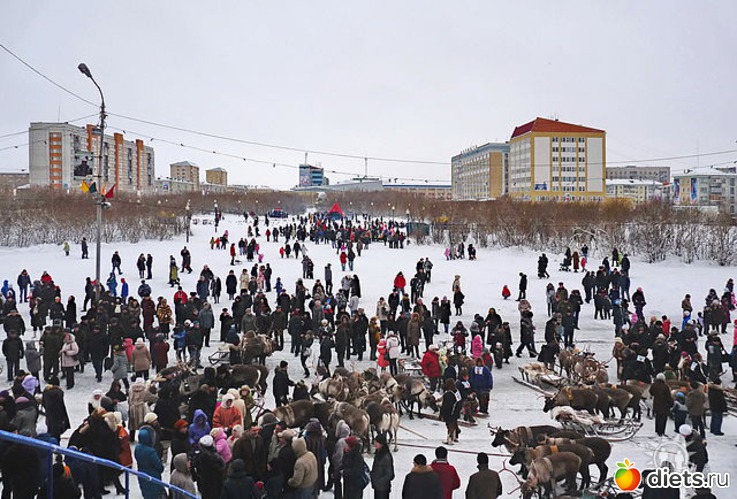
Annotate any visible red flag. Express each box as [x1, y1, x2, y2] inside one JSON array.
[[104, 184, 116, 199]]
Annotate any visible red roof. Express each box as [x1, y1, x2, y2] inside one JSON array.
[[511, 117, 604, 139]]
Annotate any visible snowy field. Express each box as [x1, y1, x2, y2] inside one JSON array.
[[2, 213, 736, 498]]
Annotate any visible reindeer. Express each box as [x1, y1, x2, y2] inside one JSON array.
[[489, 425, 560, 452], [543, 387, 598, 415], [511, 443, 595, 488], [332, 401, 372, 452], [362, 397, 400, 452], [542, 436, 611, 483], [273, 400, 316, 428], [314, 375, 350, 401], [521, 452, 581, 499], [400, 377, 438, 419], [240, 331, 274, 364]]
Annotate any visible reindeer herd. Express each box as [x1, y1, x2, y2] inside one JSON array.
[[490, 424, 612, 499]]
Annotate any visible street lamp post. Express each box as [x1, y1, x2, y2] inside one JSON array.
[[391, 205, 396, 222], [185, 199, 191, 243], [78, 63, 106, 300]]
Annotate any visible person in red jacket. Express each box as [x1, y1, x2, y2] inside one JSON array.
[[430, 446, 460, 499], [339, 251, 348, 271], [393, 272, 407, 294], [421, 345, 442, 392], [173, 287, 187, 306]]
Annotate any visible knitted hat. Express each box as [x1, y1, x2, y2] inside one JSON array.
[[277, 429, 296, 440], [174, 419, 189, 431], [135, 338, 145, 345], [143, 412, 158, 424], [344, 436, 360, 449], [656, 373, 666, 381], [679, 424, 692, 437], [199, 435, 214, 447]]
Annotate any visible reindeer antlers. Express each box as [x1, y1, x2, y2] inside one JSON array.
[[498, 459, 524, 494]]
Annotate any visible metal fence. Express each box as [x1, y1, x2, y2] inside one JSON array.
[[0, 430, 197, 498]]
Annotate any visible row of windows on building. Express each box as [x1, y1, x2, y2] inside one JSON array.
[[552, 137, 586, 143], [552, 146, 585, 153]]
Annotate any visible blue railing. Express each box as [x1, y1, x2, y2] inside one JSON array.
[[0, 430, 197, 498]]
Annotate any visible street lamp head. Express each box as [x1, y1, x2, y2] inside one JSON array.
[[78, 63, 92, 78]]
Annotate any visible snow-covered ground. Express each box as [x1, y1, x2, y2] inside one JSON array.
[[2, 213, 736, 498]]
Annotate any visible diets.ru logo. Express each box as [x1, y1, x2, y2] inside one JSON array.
[[614, 459, 641, 491]]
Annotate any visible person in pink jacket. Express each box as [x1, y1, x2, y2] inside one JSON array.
[[210, 427, 232, 463], [471, 334, 484, 359]]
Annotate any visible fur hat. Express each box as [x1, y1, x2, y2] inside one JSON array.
[[143, 412, 158, 424], [174, 419, 189, 431], [135, 338, 145, 346], [199, 435, 214, 447], [679, 424, 692, 436], [278, 429, 296, 440]]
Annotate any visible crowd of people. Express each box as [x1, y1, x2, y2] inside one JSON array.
[[0, 211, 733, 497]]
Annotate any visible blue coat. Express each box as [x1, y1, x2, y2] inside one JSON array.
[[188, 409, 211, 447], [134, 427, 164, 499], [121, 282, 129, 299], [470, 366, 493, 393]]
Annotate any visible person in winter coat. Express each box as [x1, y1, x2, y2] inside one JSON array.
[[211, 427, 232, 464], [386, 332, 400, 376], [170, 452, 197, 499], [406, 313, 421, 358], [708, 379, 728, 435], [213, 393, 243, 432], [128, 378, 158, 441], [193, 435, 226, 499], [288, 436, 318, 495], [135, 427, 164, 499], [273, 360, 295, 407], [421, 346, 442, 392], [2, 330, 24, 382], [377, 337, 389, 372], [130, 337, 152, 380], [0, 428, 42, 496], [430, 446, 460, 499], [440, 378, 462, 445], [42, 376, 70, 439], [189, 409, 212, 447], [465, 452, 502, 499], [650, 373, 673, 436], [452, 287, 464, 316], [341, 436, 367, 499], [59, 333, 79, 389], [220, 458, 261, 499], [371, 433, 395, 499], [686, 382, 707, 438], [471, 334, 484, 359], [198, 302, 215, 348], [470, 357, 493, 415], [401, 454, 442, 499], [24, 341, 41, 382]]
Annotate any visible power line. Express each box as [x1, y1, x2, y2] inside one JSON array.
[[0, 114, 98, 143], [3, 42, 736, 175], [110, 113, 451, 166], [108, 126, 451, 184], [0, 42, 97, 107]]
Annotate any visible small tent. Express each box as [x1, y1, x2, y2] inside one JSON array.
[[326, 202, 345, 219]]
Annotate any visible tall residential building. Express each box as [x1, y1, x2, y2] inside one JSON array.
[[170, 161, 200, 187], [29, 122, 155, 193], [451, 142, 509, 200], [206, 167, 228, 186], [674, 167, 737, 214], [299, 164, 326, 187], [508, 117, 606, 201], [607, 165, 670, 183]]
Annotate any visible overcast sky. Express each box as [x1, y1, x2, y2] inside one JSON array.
[[2, 1, 736, 188]]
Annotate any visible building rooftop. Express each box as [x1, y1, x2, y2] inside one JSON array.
[[383, 181, 451, 188], [511, 117, 605, 139], [674, 167, 737, 177], [606, 179, 663, 186], [207, 167, 228, 172], [170, 161, 199, 168]]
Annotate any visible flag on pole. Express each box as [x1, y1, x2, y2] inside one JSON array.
[[104, 184, 116, 199], [80, 180, 89, 193], [88, 181, 97, 194]]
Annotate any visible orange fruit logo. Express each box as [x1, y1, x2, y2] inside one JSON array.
[[614, 459, 641, 491]]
